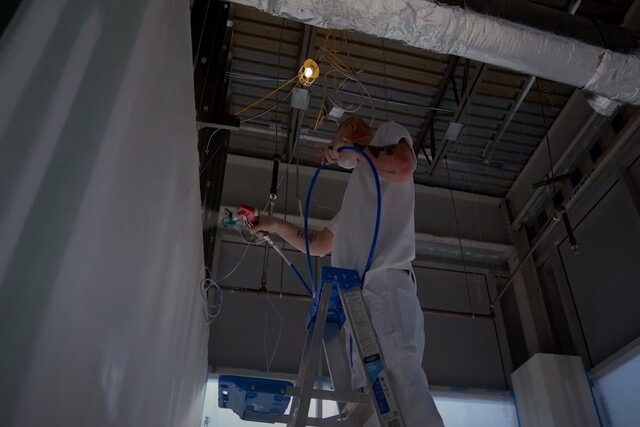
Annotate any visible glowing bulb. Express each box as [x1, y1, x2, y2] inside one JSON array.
[[303, 67, 314, 78]]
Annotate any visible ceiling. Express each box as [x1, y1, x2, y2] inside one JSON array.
[[223, 1, 632, 197]]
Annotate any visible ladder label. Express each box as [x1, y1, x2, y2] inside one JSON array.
[[364, 356, 390, 415], [342, 288, 404, 427], [343, 291, 379, 357]]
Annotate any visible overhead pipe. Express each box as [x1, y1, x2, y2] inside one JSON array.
[[230, 0, 640, 105], [221, 285, 494, 320]]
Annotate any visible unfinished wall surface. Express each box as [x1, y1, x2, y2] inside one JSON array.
[[210, 239, 509, 389], [0, 0, 207, 426]]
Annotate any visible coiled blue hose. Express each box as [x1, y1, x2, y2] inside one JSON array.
[[303, 146, 382, 294]]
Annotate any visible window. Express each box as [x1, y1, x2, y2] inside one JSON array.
[[590, 338, 640, 427], [201, 376, 520, 427], [432, 389, 519, 427]]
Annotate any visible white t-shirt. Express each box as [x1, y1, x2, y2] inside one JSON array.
[[328, 121, 417, 277]]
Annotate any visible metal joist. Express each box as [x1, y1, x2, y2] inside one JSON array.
[[414, 56, 459, 156], [192, 0, 235, 268], [430, 63, 489, 175]]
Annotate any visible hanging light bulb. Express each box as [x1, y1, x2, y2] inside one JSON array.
[[303, 67, 314, 78], [298, 58, 319, 86]]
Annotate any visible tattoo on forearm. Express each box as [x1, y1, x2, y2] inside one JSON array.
[[354, 143, 396, 159], [297, 230, 318, 243], [377, 168, 396, 175]]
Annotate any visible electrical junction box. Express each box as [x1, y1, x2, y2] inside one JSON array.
[[328, 106, 344, 120], [444, 121, 464, 141], [290, 87, 310, 110]]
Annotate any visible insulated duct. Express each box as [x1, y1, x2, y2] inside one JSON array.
[[229, 0, 640, 105]]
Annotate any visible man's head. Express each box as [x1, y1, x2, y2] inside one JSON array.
[[334, 117, 373, 145]]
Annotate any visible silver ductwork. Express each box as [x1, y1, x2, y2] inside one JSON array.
[[229, 0, 640, 105]]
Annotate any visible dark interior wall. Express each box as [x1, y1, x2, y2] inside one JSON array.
[[210, 240, 509, 389], [534, 140, 640, 369], [557, 178, 640, 365]]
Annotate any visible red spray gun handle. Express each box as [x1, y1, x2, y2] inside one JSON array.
[[235, 204, 260, 227]]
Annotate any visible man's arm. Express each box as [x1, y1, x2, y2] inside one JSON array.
[[353, 138, 416, 182], [248, 217, 334, 257]]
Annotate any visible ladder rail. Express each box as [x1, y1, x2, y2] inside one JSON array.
[[288, 285, 333, 427]]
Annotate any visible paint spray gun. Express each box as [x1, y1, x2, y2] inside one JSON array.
[[224, 204, 260, 228], [223, 204, 296, 273]]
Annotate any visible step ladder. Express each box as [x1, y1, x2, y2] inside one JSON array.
[[218, 266, 406, 427], [286, 266, 406, 427]]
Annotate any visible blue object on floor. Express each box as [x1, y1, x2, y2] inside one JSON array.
[[218, 375, 293, 423]]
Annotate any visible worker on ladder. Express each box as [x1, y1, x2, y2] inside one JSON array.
[[249, 117, 444, 427]]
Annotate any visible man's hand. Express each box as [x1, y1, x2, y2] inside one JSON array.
[[247, 216, 281, 236], [324, 139, 356, 165], [247, 215, 334, 257]]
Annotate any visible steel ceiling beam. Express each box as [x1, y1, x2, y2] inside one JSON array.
[[285, 24, 314, 159], [430, 63, 489, 175], [481, 76, 536, 164], [481, 0, 582, 164], [414, 56, 459, 154], [192, 0, 235, 271]]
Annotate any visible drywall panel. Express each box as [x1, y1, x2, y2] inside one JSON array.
[[0, 0, 207, 426], [216, 240, 317, 296], [212, 242, 507, 388], [559, 181, 640, 365], [209, 292, 311, 373], [424, 314, 507, 389], [414, 266, 491, 315]]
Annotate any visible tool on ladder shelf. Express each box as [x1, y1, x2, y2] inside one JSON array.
[[218, 147, 405, 426]]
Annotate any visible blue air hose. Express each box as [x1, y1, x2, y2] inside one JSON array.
[[303, 146, 382, 293]]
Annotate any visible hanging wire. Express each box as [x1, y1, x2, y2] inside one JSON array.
[[201, 245, 251, 324], [199, 128, 225, 178], [192, 0, 212, 69], [444, 156, 475, 319], [536, 79, 555, 179], [240, 85, 297, 124], [263, 293, 284, 373], [233, 76, 297, 117]]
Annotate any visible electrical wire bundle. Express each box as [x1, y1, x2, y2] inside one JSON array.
[[200, 213, 258, 324], [200, 248, 248, 324], [315, 32, 375, 129], [227, 29, 375, 131]]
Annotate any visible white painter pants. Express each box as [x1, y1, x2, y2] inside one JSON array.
[[344, 269, 444, 427]]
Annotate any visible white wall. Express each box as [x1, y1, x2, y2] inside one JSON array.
[[0, 0, 207, 426]]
